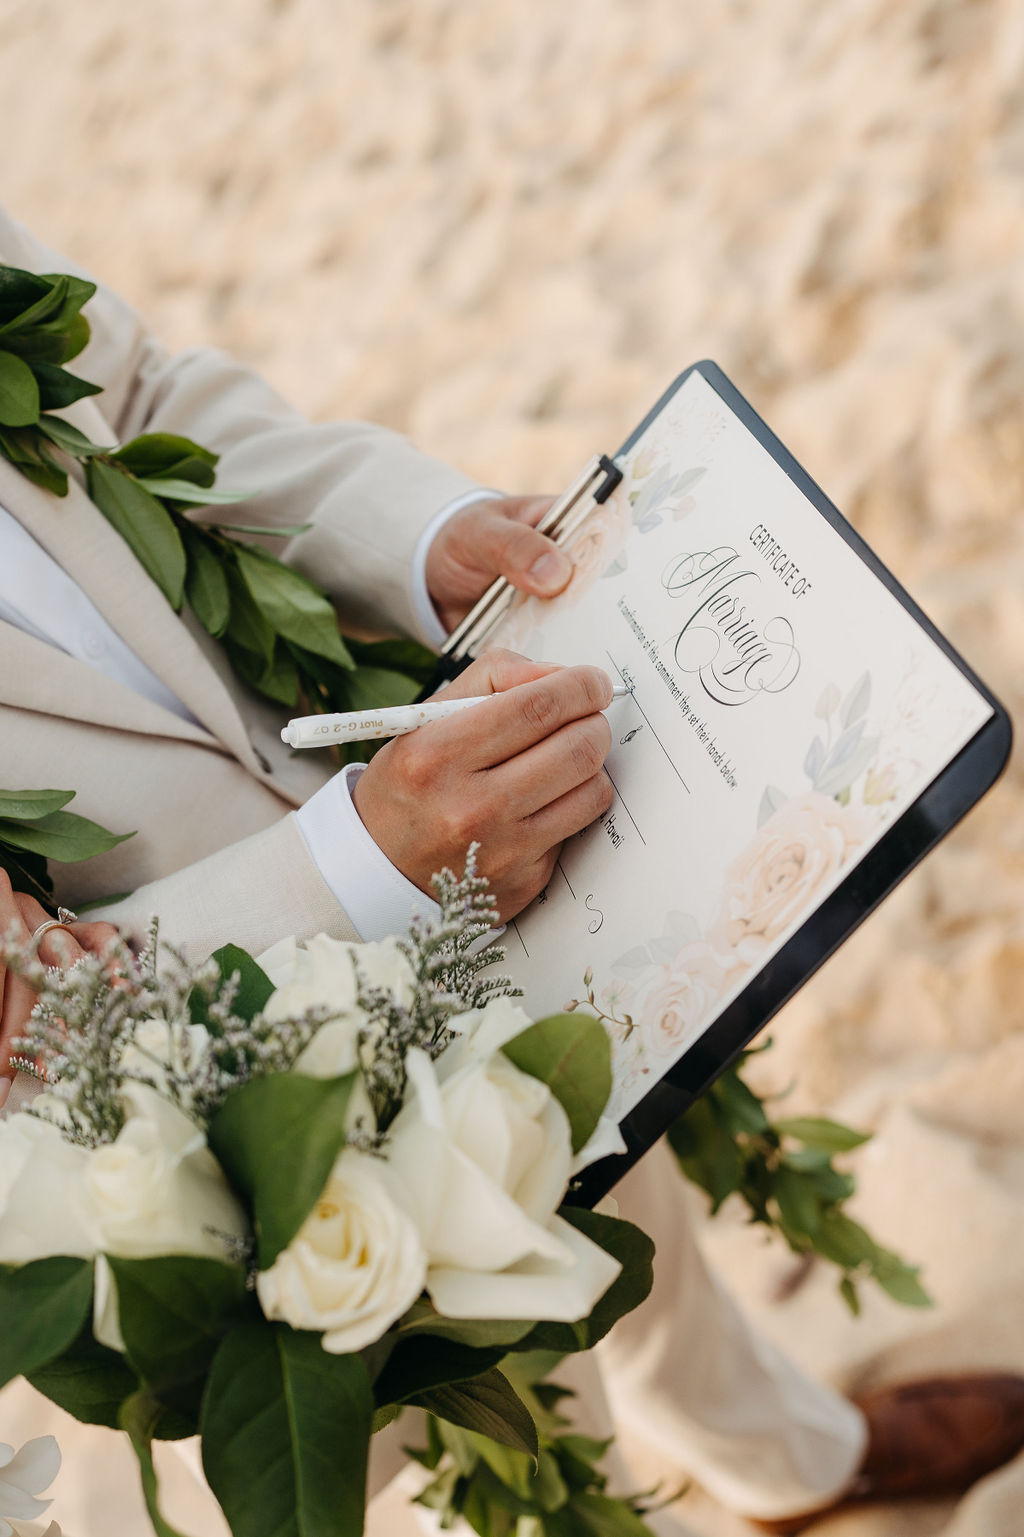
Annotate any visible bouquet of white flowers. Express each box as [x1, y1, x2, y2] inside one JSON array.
[[0, 856, 656, 1537]]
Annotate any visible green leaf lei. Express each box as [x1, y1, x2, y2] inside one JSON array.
[[0, 262, 435, 739]]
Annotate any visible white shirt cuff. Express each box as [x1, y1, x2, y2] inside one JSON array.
[[410, 488, 502, 648], [294, 762, 441, 941]]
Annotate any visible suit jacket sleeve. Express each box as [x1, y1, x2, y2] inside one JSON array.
[[0, 206, 483, 641], [92, 815, 363, 962]]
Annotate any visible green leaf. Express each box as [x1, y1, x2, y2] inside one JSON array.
[[208, 520, 313, 538], [712, 1069, 770, 1136], [0, 349, 40, 426], [58, 311, 92, 363], [0, 274, 70, 336], [502, 1014, 611, 1154], [0, 786, 76, 820], [182, 527, 231, 638], [255, 639, 301, 708], [346, 634, 437, 686], [0, 265, 51, 322], [510, 1210, 654, 1355], [27, 1325, 138, 1427], [208, 1072, 356, 1268], [0, 1257, 94, 1388], [224, 561, 276, 662], [134, 477, 247, 506], [666, 1097, 744, 1213], [567, 1489, 660, 1537], [0, 843, 54, 903], [813, 1210, 879, 1270], [0, 425, 68, 495], [871, 1248, 933, 1309], [87, 459, 187, 607], [0, 808, 133, 863], [397, 1299, 534, 1351], [838, 1275, 861, 1316], [373, 1335, 509, 1407], [235, 543, 350, 666], [772, 1167, 823, 1238], [774, 1116, 871, 1153], [35, 273, 97, 330], [201, 1321, 372, 1537], [189, 943, 275, 1028], [36, 413, 106, 457], [120, 1391, 194, 1537], [107, 1255, 251, 1393], [33, 362, 103, 410], [415, 1369, 538, 1460], [112, 432, 217, 480], [328, 663, 418, 710]]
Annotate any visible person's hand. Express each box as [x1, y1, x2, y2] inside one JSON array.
[[425, 496, 574, 633], [352, 650, 614, 921], [0, 869, 120, 1101]]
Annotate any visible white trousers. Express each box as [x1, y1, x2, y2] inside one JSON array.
[[596, 1142, 868, 1521], [0, 1140, 866, 1533]]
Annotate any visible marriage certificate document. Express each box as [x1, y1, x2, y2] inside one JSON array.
[[485, 369, 994, 1123]]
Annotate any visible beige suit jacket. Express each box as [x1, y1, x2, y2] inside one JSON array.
[[0, 207, 481, 957]]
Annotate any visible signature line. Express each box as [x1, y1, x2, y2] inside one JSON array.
[[606, 649, 691, 795]]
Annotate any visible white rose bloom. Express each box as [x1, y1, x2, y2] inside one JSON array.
[[0, 1435, 61, 1537], [84, 1084, 246, 1262], [118, 1017, 211, 1095], [256, 1149, 426, 1353], [0, 1113, 95, 1265], [84, 1084, 248, 1349], [386, 1036, 621, 1323], [259, 934, 417, 1082]]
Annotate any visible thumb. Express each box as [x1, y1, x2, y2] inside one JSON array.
[[475, 506, 574, 598]]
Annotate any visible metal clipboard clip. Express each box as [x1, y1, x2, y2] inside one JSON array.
[[434, 452, 624, 682]]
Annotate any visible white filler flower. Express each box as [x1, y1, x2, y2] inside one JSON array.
[[0, 1435, 62, 1537], [256, 1149, 427, 1353]]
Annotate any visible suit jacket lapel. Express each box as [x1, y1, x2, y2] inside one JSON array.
[[0, 445, 266, 775]]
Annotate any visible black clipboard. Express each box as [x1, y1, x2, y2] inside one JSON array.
[[570, 362, 1011, 1203], [439, 361, 1012, 1206]]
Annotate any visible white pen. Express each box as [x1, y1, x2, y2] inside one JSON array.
[[281, 683, 632, 749]]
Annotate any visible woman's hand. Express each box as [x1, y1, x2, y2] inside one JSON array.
[[0, 869, 120, 1103]]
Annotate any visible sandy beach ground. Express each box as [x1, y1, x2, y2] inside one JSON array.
[[3, 1, 1024, 1532]]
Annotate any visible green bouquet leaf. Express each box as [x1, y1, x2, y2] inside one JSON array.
[[108, 1254, 252, 1396], [201, 1321, 373, 1537], [0, 1256, 94, 1389], [503, 1014, 612, 1154], [209, 1071, 356, 1268]]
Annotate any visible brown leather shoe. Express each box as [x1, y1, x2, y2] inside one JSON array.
[[749, 1373, 1024, 1534]]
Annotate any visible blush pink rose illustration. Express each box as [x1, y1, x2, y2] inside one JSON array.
[[557, 493, 633, 601], [710, 793, 876, 968], [639, 940, 728, 1052]]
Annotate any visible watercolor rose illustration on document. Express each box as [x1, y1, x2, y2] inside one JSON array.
[[491, 446, 707, 654], [571, 672, 888, 1091]]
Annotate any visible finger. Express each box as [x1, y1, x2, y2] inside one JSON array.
[[69, 921, 121, 961], [460, 664, 614, 766], [0, 879, 35, 1079], [438, 647, 563, 701], [499, 495, 556, 530], [521, 769, 615, 852], [469, 506, 573, 598], [498, 713, 613, 818], [14, 893, 87, 971]]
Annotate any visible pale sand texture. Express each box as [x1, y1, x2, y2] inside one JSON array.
[[2, 0, 1024, 1532]]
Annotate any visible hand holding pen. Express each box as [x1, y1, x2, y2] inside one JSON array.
[[330, 651, 621, 922]]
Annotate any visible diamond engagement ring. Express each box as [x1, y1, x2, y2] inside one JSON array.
[[31, 907, 79, 945]]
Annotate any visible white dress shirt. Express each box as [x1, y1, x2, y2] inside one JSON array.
[[0, 488, 496, 941]]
